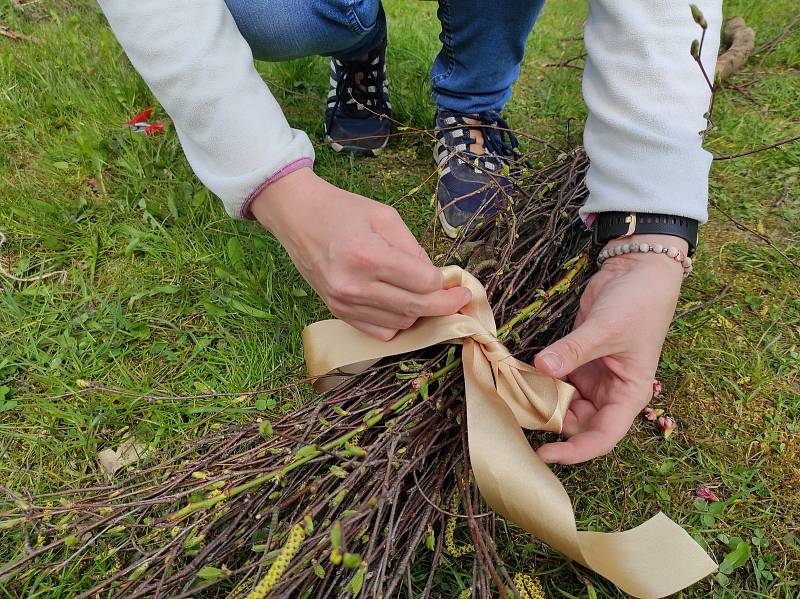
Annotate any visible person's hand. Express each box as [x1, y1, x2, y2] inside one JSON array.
[[532, 234, 688, 464], [251, 167, 471, 340]]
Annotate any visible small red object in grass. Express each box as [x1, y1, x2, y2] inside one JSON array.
[[652, 379, 663, 398], [643, 406, 664, 421], [695, 484, 720, 502], [125, 107, 154, 126], [657, 415, 676, 439], [143, 122, 165, 136]]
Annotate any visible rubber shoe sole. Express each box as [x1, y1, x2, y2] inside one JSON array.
[[325, 135, 387, 157], [438, 209, 460, 239], [433, 144, 463, 240]]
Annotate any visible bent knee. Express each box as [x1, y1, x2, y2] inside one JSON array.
[[224, 0, 382, 62]]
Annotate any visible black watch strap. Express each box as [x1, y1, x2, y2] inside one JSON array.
[[593, 212, 699, 256]]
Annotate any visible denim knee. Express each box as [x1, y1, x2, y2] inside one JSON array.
[[224, 0, 383, 62]]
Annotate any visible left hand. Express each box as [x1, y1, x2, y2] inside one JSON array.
[[532, 234, 688, 464]]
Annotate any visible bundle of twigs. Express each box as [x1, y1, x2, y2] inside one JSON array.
[[1, 148, 593, 598]]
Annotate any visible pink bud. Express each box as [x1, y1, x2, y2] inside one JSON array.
[[411, 375, 429, 391], [652, 379, 663, 398], [657, 416, 676, 439], [695, 484, 720, 502], [643, 407, 664, 421]]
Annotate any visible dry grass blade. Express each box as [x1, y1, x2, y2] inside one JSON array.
[[0, 24, 39, 43]]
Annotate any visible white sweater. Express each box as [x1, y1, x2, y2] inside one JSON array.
[[98, 0, 721, 223]]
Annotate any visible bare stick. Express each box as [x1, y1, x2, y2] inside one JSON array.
[[710, 200, 800, 273], [712, 134, 800, 161], [673, 284, 732, 321]]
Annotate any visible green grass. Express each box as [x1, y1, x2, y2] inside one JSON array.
[[1, 0, 798, 596]]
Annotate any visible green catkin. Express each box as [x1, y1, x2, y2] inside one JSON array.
[[513, 573, 546, 599], [245, 523, 305, 599], [444, 491, 474, 557]]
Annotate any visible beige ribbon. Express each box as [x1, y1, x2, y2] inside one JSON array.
[[303, 266, 716, 598]]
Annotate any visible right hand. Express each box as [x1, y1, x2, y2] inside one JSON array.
[[250, 167, 471, 340]]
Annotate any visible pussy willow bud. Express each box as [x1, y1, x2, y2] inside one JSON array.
[[342, 552, 362, 569], [690, 5, 708, 29], [690, 39, 701, 60]]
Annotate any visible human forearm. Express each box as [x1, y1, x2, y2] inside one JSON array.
[[581, 0, 723, 223], [98, 0, 315, 219]]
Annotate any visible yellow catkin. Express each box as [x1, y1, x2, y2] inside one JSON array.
[[513, 573, 546, 599], [244, 524, 305, 599], [444, 492, 474, 557]]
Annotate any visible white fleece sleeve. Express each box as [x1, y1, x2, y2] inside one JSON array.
[[98, 0, 315, 219], [580, 0, 722, 223]]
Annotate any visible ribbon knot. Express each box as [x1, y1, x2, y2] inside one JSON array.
[[303, 266, 716, 598]]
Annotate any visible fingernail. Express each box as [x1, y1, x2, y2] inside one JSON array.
[[461, 289, 472, 303], [538, 352, 562, 374]]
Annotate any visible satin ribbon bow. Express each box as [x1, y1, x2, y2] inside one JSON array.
[[302, 266, 716, 598]]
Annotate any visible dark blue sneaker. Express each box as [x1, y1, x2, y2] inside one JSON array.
[[434, 110, 521, 238], [324, 40, 393, 156]]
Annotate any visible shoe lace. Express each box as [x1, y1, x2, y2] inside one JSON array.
[[327, 48, 389, 132], [475, 111, 520, 159], [441, 111, 521, 168]]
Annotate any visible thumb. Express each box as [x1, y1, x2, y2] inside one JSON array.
[[534, 318, 610, 378]]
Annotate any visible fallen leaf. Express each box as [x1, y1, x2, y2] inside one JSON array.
[[97, 437, 148, 478], [719, 539, 751, 574]]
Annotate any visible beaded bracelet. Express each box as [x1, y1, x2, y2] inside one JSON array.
[[597, 242, 693, 276]]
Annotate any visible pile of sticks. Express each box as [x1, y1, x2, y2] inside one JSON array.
[[1, 149, 594, 598]]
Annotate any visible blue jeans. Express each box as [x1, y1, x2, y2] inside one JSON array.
[[224, 0, 545, 113]]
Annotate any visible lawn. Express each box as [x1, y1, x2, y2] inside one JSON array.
[[1, 0, 798, 597]]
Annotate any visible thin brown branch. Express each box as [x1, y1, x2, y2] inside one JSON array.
[[0, 24, 39, 43], [710, 200, 800, 273], [712, 134, 800, 160], [754, 15, 800, 58], [673, 284, 732, 321]]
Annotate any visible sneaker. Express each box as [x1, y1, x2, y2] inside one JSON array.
[[324, 39, 393, 156], [434, 110, 521, 238]]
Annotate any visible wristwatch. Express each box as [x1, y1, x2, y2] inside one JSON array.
[[593, 212, 699, 257]]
